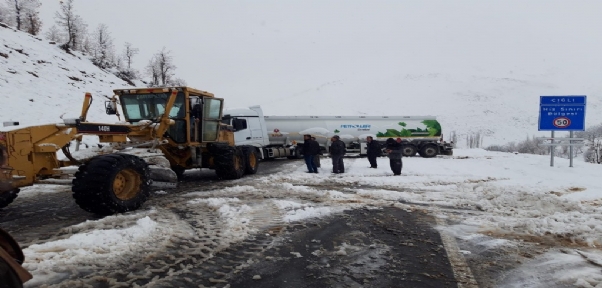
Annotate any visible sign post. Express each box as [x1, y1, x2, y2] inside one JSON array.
[[570, 131, 574, 167], [538, 96, 586, 167]]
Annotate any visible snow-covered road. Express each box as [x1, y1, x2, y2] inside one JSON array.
[[1, 149, 601, 287]]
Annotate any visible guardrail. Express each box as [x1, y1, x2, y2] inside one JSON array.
[[536, 133, 584, 167]]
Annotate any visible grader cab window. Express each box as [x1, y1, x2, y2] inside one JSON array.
[[121, 92, 188, 143], [121, 92, 186, 121], [202, 98, 223, 142]]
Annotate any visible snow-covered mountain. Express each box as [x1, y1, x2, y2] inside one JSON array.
[[1, 21, 601, 147], [0, 23, 133, 128]]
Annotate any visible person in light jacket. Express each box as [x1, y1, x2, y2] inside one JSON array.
[[329, 135, 346, 173], [386, 138, 402, 175]]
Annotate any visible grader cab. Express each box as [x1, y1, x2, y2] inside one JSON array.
[[0, 87, 258, 215]]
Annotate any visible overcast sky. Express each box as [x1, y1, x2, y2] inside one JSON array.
[[38, 1, 602, 110]]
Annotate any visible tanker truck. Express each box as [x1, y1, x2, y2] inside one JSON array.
[[223, 106, 453, 159]]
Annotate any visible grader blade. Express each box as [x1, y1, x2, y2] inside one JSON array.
[[148, 166, 178, 189]]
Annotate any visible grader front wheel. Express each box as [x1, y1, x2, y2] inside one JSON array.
[[72, 153, 150, 215], [242, 147, 259, 174], [213, 146, 246, 180], [112, 169, 142, 201]]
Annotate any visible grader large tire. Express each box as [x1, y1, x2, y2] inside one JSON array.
[[72, 153, 151, 215], [213, 146, 246, 180], [242, 146, 259, 175], [0, 189, 19, 209]]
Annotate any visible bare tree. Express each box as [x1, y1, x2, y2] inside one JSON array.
[[23, 1, 41, 35], [123, 42, 139, 70], [0, 2, 9, 25], [145, 57, 160, 87], [54, 0, 86, 50], [450, 131, 457, 147], [6, 0, 23, 30], [146, 47, 179, 86], [90, 23, 115, 68], [170, 78, 187, 86], [466, 132, 484, 149], [116, 42, 139, 79], [3, 0, 41, 34], [156, 48, 175, 85], [584, 139, 602, 164], [577, 123, 602, 163], [44, 24, 62, 42], [81, 35, 93, 54]]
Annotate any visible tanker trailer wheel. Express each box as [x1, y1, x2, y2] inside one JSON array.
[[418, 144, 439, 158], [401, 145, 418, 157], [0, 189, 19, 209], [242, 146, 259, 174], [213, 146, 245, 180], [287, 145, 304, 159], [72, 153, 151, 215]]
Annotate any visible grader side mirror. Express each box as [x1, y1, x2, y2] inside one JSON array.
[[105, 101, 117, 115]]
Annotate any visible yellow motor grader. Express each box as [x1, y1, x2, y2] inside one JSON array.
[[0, 87, 259, 215]]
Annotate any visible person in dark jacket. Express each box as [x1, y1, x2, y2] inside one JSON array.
[[366, 136, 380, 168], [311, 137, 322, 168], [329, 135, 346, 173], [386, 138, 402, 175], [303, 134, 320, 173]]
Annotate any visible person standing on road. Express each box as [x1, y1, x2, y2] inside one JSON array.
[[386, 138, 402, 175], [366, 136, 380, 168], [303, 134, 320, 173], [311, 137, 322, 168], [330, 135, 346, 173]]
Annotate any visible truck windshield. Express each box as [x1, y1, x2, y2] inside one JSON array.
[[120, 92, 186, 122]]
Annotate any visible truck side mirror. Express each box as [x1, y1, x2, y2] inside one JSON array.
[[232, 119, 247, 131], [105, 101, 117, 115]]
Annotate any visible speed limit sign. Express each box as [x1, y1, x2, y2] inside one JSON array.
[[553, 117, 571, 128]]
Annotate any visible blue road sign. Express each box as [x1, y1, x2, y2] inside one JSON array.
[[538, 96, 586, 131]]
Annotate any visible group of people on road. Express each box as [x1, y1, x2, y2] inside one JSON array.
[[303, 134, 402, 176], [303, 134, 347, 174]]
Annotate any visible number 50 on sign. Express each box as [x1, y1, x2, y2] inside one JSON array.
[[553, 117, 571, 128]]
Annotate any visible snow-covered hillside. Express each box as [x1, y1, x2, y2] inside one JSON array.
[[0, 23, 133, 128]]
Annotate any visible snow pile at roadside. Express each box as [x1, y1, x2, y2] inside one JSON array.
[[23, 212, 167, 286], [272, 199, 341, 222]]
